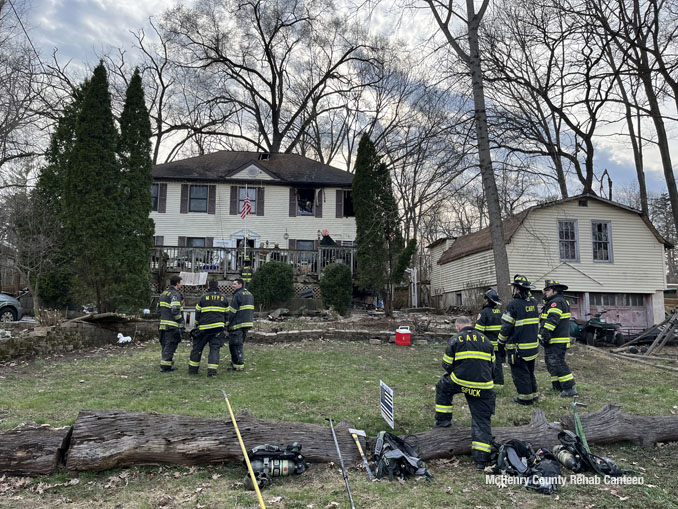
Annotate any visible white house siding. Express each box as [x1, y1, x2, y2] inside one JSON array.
[[434, 250, 496, 307], [150, 182, 356, 247]]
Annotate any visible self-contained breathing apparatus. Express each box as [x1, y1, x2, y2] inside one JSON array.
[[243, 442, 310, 490]]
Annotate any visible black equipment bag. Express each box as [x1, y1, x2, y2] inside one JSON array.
[[557, 431, 627, 476], [373, 431, 434, 482], [493, 439, 561, 495]]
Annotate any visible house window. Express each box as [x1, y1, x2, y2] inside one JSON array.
[[592, 221, 612, 262], [591, 293, 616, 306], [342, 191, 355, 217], [621, 294, 644, 307], [239, 187, 257, 214], [186, 237, 205, 248], [150, 183, 159, 211], [456, 292, 462, 306], [296, 240, 315, 251], [189, 185, 209, 212], [558, 220, 578, 261], [296, 189, 315, 216]]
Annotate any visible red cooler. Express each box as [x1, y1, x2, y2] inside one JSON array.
[[395, 326, 411, 346]]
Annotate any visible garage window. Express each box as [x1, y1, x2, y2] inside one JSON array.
[[590, 293, 617, 306]]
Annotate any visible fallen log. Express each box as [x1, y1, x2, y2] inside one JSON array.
[[582, 344, 678, 372], [65, 409, 363, 472], [4, 404, 678, 475], [0, 423, 72, 475]]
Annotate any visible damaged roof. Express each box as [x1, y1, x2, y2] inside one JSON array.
[[152, 151, 353, 186]]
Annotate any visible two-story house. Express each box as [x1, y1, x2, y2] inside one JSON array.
[[151, 151, 356, 255], [428, 194, 673, 330]]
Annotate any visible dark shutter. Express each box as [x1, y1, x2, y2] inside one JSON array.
[[178, 236, 186, 246], [154, 236, 164, 246], [289, 188, 297, 217], [180, 184, 189, 214], [336, 190, 343, 218], [158, 183, 167, 213], [208, 185, 216, 214], [315, 189, 322, 218], [257, 187, 265, 216], [206, 237, 214, 247], [288, 239, 296, 250], [230, 186, 238, 215]]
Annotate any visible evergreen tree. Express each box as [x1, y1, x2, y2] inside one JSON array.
[[116, 68, 154, 310], [64, 62, 121, 313], [353, 134, 411, 316]]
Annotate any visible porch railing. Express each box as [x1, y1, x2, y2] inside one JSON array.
[[151, 245, 357, 277]]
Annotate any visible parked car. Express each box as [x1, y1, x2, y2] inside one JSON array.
[[0, 293, 24, 322]]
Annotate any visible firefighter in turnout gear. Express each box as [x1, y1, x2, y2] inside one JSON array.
[[540, 280, 578, 397], [241, 256, 253, 286], [435, 316, 496, 469], [475, 289, 505, 387], [498, 275, 540, 405], [226, 278, 254, 370], [158, 275, 184, 372], [189, 279, 228, 377]]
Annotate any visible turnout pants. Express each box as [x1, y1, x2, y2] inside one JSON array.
[[544, 343, 575, 391], [159, 328, 181, 371], [228, 328, 248, 369], [188, 331, 225, 375], [508, 350, 538, 401], [493, 344, 506, 386], [435, 374, 496, 464]]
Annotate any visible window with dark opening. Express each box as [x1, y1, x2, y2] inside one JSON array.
[[151, 183, 159, 211], [296, 189, 315, 216], [189, 185, 208, 212], [343, 190, 355, 217]]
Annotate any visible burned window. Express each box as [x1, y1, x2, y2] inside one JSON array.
[[343, 191, 354, 217], [297, 188, 315, 216]]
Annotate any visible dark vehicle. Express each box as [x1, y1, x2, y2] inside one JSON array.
[[0, 293, 24, 322], [570, 309, 624, 346]]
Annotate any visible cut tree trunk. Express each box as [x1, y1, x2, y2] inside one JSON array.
[[3, 405, 678, 475], [0, 423, 72, 475]]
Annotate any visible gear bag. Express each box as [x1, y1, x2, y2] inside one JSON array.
[[243, 442, 310, 490], [373, 431, 434, 482], [557, 431, 628, 476], [493, 439, 561, 495]]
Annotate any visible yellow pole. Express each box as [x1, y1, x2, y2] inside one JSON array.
[[220, 389, 266, 509]]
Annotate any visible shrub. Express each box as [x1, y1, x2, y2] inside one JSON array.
[[248, 261, 294, 309], [320, 263, 353, 316]]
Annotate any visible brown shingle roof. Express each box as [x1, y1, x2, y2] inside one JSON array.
[[152, 151, 353, 186]]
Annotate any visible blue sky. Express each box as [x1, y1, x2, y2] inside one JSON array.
[[24, 0, 674, 196]]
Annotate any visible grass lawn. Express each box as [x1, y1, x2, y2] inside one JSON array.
[[1, 338, 677, 508]]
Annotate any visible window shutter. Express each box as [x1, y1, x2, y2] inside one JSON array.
[[257, 187, 265, 216], [230, 186, 238, 215], [289, 188, 297, 217], [158, 183, 167, 213], [178, 236, 186, 246], [180, 184, 189, 214], [208, 185, 216, 214], [206, 237, 214, 247], [315, 189, 322, 218], [336, 190, 343, 218], [154, 236, 164, 246], [288, 239, 296, 250]]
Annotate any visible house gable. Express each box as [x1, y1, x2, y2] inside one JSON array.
[[226, 162, 280, 181]]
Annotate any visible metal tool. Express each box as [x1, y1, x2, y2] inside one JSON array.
[[348, 427, 374, 481], [221, 390, 266, 509], [327, 417, 355, 509]]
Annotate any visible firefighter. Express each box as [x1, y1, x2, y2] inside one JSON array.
[[241, 256, 253, 286], [189, 279, 228, 377], [498, 274, 540, 405], [158, 275, 184, 372], [434, 316, 496, 469], [226, 278, 254, 370], [475, 289, 505, 388], [540, 279, 578, 397]]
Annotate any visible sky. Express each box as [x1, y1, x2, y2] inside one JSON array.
[[22, 0, 675, 197]]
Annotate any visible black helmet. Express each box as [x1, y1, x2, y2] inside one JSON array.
[[543, 279, 568, 291], [510, 274, 535, 290], [484, 289, 502, 306]]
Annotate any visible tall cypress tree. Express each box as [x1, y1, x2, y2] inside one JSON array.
[[116, 68, 154, 310], [64, 62, 121, 313], [352, 134, 410, 316]]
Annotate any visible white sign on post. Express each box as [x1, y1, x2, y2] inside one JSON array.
[[380, 380, 394, 429]]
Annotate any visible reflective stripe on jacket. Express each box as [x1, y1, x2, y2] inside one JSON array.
[[540, 293, 571, 347], [475, 304, 503, 348], [159, 287, 183, 330], [227, 287, 254, 331], [442, 326, 495, 390], [195, 289, 227, 332], [498, 292, 540, 361]]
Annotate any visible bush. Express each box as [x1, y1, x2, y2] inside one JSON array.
[[320, 263, 353, 316], [248, 261, 294, 309]]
